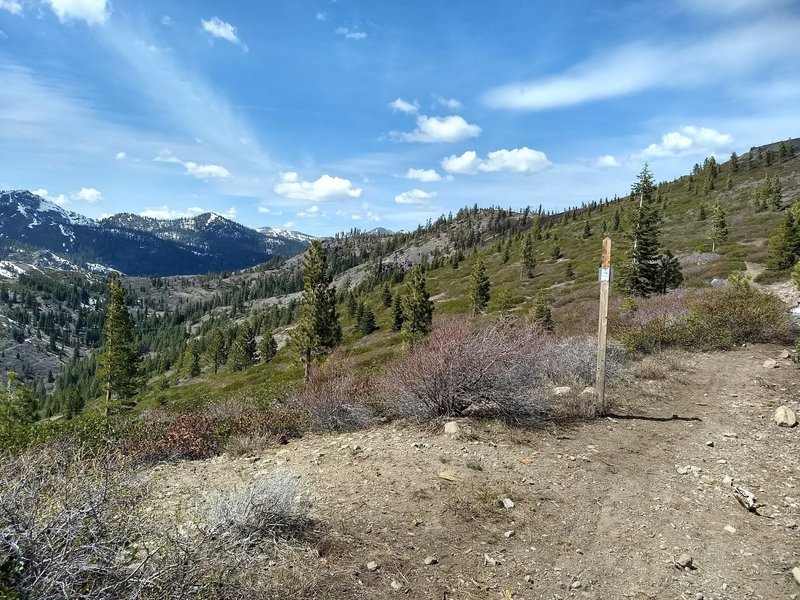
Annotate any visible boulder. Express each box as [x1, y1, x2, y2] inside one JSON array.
[[774, 406, 797, 428], [443, 421, 460, 435], [553, 386, 572, 396], [763, 359, 778, 369]]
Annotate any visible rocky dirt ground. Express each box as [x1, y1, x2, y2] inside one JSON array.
[[149, 344, 799, 599]]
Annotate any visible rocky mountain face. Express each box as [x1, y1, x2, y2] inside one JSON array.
[[0, 191, 313, 276]]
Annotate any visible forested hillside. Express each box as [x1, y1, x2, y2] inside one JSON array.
[[1, 138, 798, 420]]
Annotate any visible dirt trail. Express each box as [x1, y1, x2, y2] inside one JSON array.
[[151, 345, 800, 599]]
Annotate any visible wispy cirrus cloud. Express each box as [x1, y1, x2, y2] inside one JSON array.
[[388, 97, 419, 114], [155, 150, 230, 179], [335, 26, 366, 40], [482, 17, 800, 111]]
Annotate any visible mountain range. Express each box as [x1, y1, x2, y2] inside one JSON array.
[[0, 190, 314, 276]]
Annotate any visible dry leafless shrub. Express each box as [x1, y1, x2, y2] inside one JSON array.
[[0, 444, 330, 599], [381, 316, 625, 423], [224, 432, 274, 457], [290, 352, 374, 431], [205, 471, 312, 542]]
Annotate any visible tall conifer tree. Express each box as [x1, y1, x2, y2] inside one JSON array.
[[617, 164, 662, 297], [402, 266, 434, 342], [292, 240, 342, 380], [469, 257, 491, 315], [97, 273, 140, 401]]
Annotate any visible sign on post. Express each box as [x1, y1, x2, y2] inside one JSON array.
[[595, 237, 612, 415]]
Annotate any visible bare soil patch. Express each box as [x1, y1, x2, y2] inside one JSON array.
[[148, 345, 800, 599]]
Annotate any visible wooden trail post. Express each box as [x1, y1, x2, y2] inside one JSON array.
[[596, 237, 612, 415]]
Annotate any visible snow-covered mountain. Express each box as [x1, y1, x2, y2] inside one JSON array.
[[0, 190, 313, 276], [256, 226, 317, 245]]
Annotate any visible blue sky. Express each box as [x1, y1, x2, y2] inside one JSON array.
[[1, 0, 798, 235]]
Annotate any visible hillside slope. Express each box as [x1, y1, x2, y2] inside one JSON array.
[[147, 345, 800, 599]]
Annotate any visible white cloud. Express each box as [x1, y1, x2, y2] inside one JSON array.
[[441, 150, 482, 174], [335, 26, 367, 40], [441, 147, 551, 175], [679, 0, 792, 16], [638, 126, 734, 159], [405, 168, 442, 182], [74, 187, 101, 203], [33, 188, 69, 206], [201, 17, 241, 44], [115, 151, 126, 160], [45, 0, 108, 25], [184, 161, 230, 178], [161, 15, 173, 26], [154, 150, 230, 179], [297, 205, 321, 218], [594, 155, 621, 168], [482, 18, 800, 111], [0, 0, 22, 15], [480, 148, 551, 174], [395, 188, 437, 205], [393, 115, 482, 143], [257, 206, 272, 214], [316, 11, 327, 21], [433, 94, 463, 110], [140, 205, 205, 219], [388, 97, 420, 114], [283, 221, 295, 228], [274, 171, 362, 200]]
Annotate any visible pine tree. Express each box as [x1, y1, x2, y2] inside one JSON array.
[[729, 151, 739, 172], [697, 202, 707, 221], [186, 343, 201, 377], [582, 220, 592, 239], [565, 261, 575, 279], [616, 164, 662, 297], [501, 241, 511, 264], [292, 240, 342, 380], [531, 291, 554, 332], [402, 266, 434, 342], [654, 251, 683, 294], [380, 283, 393, 307], [767, 211, 799, 270], [345, 291, 358, 318], [206, 328, 228, 374], [391, 293, 404, 332], [356, 303, 378, 336], [550, 244, 562, 260], [1, 372, 36, 427], [96, 273, 140, 401], [469, 257, 491, 315], [709, 200, 728, 252], [612, 207, 621, 231], [259, 331, 277, 363], [228, 321, 257, 371], [521, 232, 536, 278], [770, 176, 782, 210]]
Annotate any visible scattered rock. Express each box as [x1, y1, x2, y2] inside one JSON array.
[[553, 386, 572, 396], [705, 440, 715, 447], [722, 432, 738, 438], [792, 566, 800, 585], [722, 475, 734, 487], [700, 475, 715, 485], [444, 421, 460, 435], [581, 386, 595, 396], [763, 359, 778, 369], [524, 575, 533, 584], [724, 525, 737, 534], [504, 529, 516, 538], [676, 553, 693, 569], [501, 498, 515, 509], [424, 556, 438, 566], [484, 553, 500, 567], [390, 580, 403, 591], [677, 466, 691, 475], [781, 349, 791, 359], [366, 561, 379, 572], [774, 406, 797, 428], [570, 581, 583, 589], [711, 277, 725, 287]]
